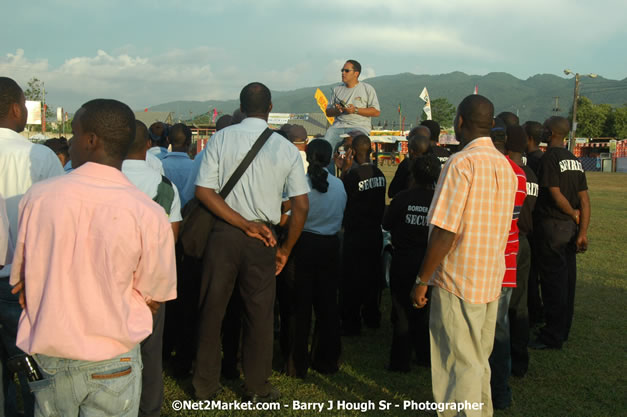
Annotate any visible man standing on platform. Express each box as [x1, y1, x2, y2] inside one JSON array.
[[324, 60, 380, 174]]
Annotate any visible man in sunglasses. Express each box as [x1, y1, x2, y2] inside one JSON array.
[[324, 59, 380, 175]]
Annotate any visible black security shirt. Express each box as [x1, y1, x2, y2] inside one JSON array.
[[343, 164, 386, 232], [526, 149, 544, 176], [382, 187, 434, 254], [518, 165, 538, 236], [535, 147, 588, 221], [388, 158, 411, 199], [430, 145, 451, 165]]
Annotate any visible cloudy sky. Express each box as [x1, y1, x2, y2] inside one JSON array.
[[2, 0, 625, 112]]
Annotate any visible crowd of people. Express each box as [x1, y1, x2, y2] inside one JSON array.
[[0, 59, 590, 417]]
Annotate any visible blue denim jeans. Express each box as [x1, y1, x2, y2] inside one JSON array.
[[489, 287, 513, 409], [0, 277, 35, 417], [30, 345, 142, 417]]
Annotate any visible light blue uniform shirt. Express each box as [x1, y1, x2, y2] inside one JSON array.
[[148, 146, 169, 160], [196, 118, 310, 225], [180, 151, 203, 208], [303, 169, 347, 235], [161, 152, 194, 206], [122, 159, 182, 223]]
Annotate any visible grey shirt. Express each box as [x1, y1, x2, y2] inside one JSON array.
[[196, 118, 310, 225], [327, 82, 380, 132]]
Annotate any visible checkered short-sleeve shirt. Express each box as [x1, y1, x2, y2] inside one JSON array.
[[427, 137, 517, 304]]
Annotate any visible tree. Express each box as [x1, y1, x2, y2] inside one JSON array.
[[605, 106, 627, 139], [23, 77, 53, 127], [572, 96, 612, 138], [421, 97, 456, 128]]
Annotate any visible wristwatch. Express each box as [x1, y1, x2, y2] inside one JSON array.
[[354, 107, 359, 115], [415, 276, 428, 286]]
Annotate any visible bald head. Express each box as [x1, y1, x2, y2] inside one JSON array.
[[456, 95, 494, 145]]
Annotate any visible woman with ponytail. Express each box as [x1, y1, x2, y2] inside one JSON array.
[[281, 139, 347, 377]]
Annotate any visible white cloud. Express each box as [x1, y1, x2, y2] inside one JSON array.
[[1, 48, 247, 111]]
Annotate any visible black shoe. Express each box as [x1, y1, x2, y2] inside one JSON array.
[[529, 338, 561, 350], [386, 364, 410, 373], [243, 386, 280, 403]]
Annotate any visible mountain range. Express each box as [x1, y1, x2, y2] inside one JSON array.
[[147, 72, 627, 128]]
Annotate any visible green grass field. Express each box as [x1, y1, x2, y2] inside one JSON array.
[[162, 171, 627, 417]]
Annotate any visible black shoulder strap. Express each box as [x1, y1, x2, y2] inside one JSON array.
[[218, 128, 273, 199]]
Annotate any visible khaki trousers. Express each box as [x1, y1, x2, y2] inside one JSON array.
[[430, 286, 498, 417]]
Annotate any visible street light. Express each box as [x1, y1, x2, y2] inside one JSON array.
[[564, 69, 598, 152]]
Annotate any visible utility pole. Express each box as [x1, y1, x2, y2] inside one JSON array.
[[564, 69, 597, 152]]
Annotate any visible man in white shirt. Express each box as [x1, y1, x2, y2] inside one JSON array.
[[0, 76, 63, 417]]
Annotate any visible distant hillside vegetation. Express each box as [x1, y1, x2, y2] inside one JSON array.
[[147, 72, 627, 128]]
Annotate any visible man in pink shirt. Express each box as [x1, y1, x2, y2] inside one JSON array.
[[10, 99, 177, 417]]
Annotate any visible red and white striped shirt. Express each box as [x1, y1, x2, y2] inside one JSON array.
[[502, 156, 527, 287]]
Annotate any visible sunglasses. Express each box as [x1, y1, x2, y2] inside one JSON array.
[[341, 69, 354, 73]]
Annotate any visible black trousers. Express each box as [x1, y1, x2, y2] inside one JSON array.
[[140, 304, 166, 417], [341, 228, 383, 333], [536, 218, 578, 348], [509, 234, 530, 376], [193, 221, 276, 398], [527, 231, 545, 326], [163, 244, 202, 376], [279, 232, 341, 377], [388, 248, 430, 371]]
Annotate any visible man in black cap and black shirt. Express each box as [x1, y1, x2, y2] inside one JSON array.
[[505, 126, 538, 377], [530, 116, 590, 350], [523, 121, 544, 175], [340, 135, 386, 335], [421, 120, 450, 165], [523, 120, 545, 327], [387, 126, 430, 199]]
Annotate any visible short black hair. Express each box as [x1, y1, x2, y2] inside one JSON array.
[[352, 134, 371, 155], [43, 138, 69, 157], [496, 111, 519, 128], [127, 120, 149, 156], [240, 82, 271, 115], [420, 120, 441, 142], [79, 99, 136, 161], [215, 114, 233, 131], [0, 77, 23, 119], [346, 59, 361, 74], [149, 121, 168, 147], [505, 125, 528, 153], [523, 121, 543, 145], [169, 123, 191, 147], [411, 154, 441, 187]]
